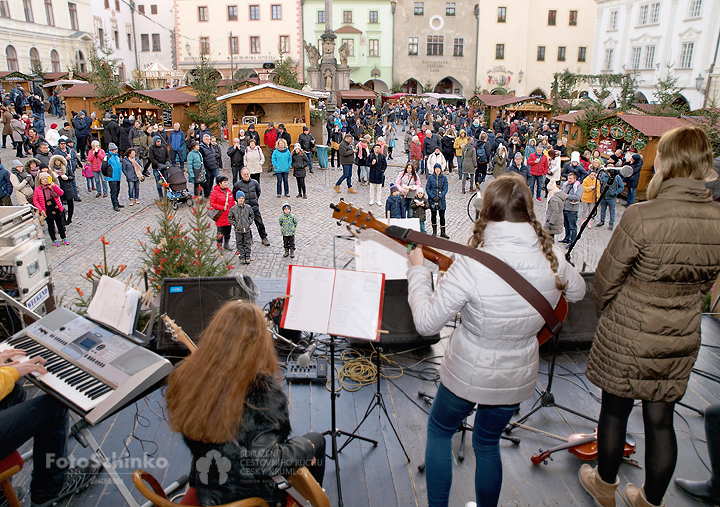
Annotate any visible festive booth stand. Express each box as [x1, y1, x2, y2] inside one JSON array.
[[0, 71, 35, 97], [472, 95, 555, 127], [60, 83, 134, 121], [103, 89, 199, 128], [336, 89, 378, 110]]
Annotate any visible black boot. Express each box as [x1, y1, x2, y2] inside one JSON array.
[[223, 239, 230, 250], [440, 226, 450, 239], [675, 478, 720, 504], [675, 403, 720, 504], [290, 248, 295, 258], [432, 225, 437, 236]]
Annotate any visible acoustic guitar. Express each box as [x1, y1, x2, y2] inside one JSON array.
[[330, 200, 568, 345]]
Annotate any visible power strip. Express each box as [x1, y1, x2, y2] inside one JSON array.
[[285, 359, 328, 383]]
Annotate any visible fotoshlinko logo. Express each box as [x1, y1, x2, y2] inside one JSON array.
[[197, 450, 231, 485]]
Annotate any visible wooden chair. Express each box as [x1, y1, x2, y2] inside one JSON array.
[[0, 451, 25, 507]]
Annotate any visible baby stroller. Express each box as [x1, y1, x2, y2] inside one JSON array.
[[160, 164, 193, 210]]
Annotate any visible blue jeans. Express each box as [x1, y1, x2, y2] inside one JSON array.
[[93, 171, 108, 195], [626, 186, 636, 205], [153, 168, 163, 199], [426, 383, 519, 507], [336, 164, 353, 188], [304, 151, 314, 173], [600, 198, 616, 226], [403, 198, 413, 218], [171, 149, 185, 167], [276, 171, 289, 196], [529, 174, 544, 199], [563, 210, 578, 243], [128, 180, 139, 199], [402, 118, 407, 131], [456, 155, 463, 179]]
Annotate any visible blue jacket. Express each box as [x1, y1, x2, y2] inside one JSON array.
[[73, 115, 91, 137], [599, 172, 625, 199], [624, 154, 643, 188], [426, 172, 448, 210], [0, 166, 13, 199], [271, 148, 292, 173], [106, 152, 123, 182], [121, 157, 139, 182], [170, 129, 186, 151], [385, 194, 404, 218], [366, 151, 386, 184]]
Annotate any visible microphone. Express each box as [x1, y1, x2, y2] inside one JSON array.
[[619, 165, 634, 178], [297, 342, 318, 368]]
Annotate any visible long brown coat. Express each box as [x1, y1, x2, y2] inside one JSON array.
[[586, 178, 720, 402], [1, 109, 12, 136]]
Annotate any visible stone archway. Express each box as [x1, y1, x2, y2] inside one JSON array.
[[434, 76, 463, 96], [364, 79, 389, 93], [634, 91, 648, 104], [402, 78, 420, 94], [673, 94, 690, 112]]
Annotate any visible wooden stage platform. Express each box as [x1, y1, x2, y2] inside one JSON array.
[[9, 291, 720, 507]]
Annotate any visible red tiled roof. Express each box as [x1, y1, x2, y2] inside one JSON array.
[[553, 109, 614, 123], [335, 25, 362, 34], [59, 83, 98, 98], [135, 89, 198, 104], [617, 113, 689, 137], [475, 95, 525, 107]]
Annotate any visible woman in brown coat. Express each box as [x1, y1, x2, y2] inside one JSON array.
[[579, 125, 720, 507]]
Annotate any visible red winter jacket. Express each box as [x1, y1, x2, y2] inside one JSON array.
[[87, 148, 106, 173], [33, 184, 64, 213], [263, 128, 278, 150], [527, 153, 549, 176], [209, 185, 235, 227], [410, 142, 422, 162]]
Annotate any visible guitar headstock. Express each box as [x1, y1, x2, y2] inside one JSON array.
[[161, 314, 197, 352], [329, 200, 386, 235]]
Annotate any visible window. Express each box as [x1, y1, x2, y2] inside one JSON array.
[[341, 38, 354, 56], [426, 35, 443, 56], [117, 64, 125, 82], [317, 10, 324, 23], [644, 45, 655, 69], [68, 0, 78, 28], [23, 0, 33, 22], [414, 2, 423, 15], [75, 50, 86, 72], [113, 23, 119, 49], [200, 36, 210, 54], [369, 39, 378, 57], [604, 48, 614, 71], [104, 0, 108, 8], [6, 46, 18, 71], [496, 43, 505, 60], [141, 34, 149, 51], [637, 3, 659, 25], [578, 46, 586, 62], [630, 47, 641, 69], [569, 10, 577, 25], [50, 49, 60, 72], [0, 1, 9, 17], [446, 2, 455, 16], [649, 2, 660, 23], [453, 38, 463, 57], [150, 4, 156, 14], [137, 4, 144, 14], [126, 27, 132, 49], [369, 10, 378, 23], [688, 0, 702, 17], [342, 10, 352, 23], [151, 33, 160, 51], [680, 41, 693, 68], [408, 37, 418, 55], [608, 10, 618, 29], [271, 4, 281, 19], [44, 0, 54, 25], [279, 35, 289, 53], [227, 5, 237, 20], [229, 36, 238, 54], [250, 36, 260, 53], [557, 46, 565, 61], [29, 47, 40, 69], [249, 4, 258, 19], [548, 9, 556, 25], [115, 0, 119, 11], [197, 6, 207, 21], [497, 6, 506, 22], [97, 24, 104, 45], [537, 45, 545, 61]]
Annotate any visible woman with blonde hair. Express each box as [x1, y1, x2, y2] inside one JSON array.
[[165, 300, 325, 506], [407, 173, 585, 507], [579, 125, 720, 507]]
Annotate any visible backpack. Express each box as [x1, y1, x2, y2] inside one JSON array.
[[101, 156, 112, 178], [476, 141, 488, 164]]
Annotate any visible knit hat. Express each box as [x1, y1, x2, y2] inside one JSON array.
[[433, 163, 442, 169], [235, 190, 245, 200], [282, 202, 291, 211], [416, 187, 424, 195], [63, 122, 70, 127], [50, 123, 57, 129], [58, 136, 67, 143], [571, 151, 580, 163], [153, 136, 161, 143], [302, 126, 309, 131], [11, 159, 22, 168], [294, 142, 302, 150], [390, 185, 399, 193], [108, 142, 118, 151]]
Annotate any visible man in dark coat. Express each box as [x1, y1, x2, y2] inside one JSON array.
[[233, 167, 270, 246], [118, 118, 133, 153], [73, 111, 91, 161], [623, 152, 643, 206], [298, 126, 315, 174], [227, 138, 246, 185], [199, 134, 218, 194], [276, 123, 292, 147], [104, 114, 120, 147]]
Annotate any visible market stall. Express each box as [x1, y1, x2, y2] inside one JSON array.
[[103, 89, 199, 128], [336, 90, 378, 110], [0, 71, 35, 96], [473, 95, 554, 127], [60, 83, 107, 119]]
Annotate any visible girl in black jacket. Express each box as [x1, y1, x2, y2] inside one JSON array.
[[291, 143, 309, 198]]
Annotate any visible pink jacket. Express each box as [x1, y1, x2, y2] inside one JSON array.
[[395, 171, 421, 191], [33, 184, 64, 213], [87, 148, 106, 173]]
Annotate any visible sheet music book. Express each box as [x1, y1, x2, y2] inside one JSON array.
[[355, 217, 421, 280], [86, 275, 140, 336], [280, 266, 385, 341]]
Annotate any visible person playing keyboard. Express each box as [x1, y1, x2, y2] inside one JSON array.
[[0, 349, 100, 507]]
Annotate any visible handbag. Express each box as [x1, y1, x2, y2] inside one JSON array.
[[429, 196, 442, 210], [209, 190, 229, 221], [331, 141, 340, 151]]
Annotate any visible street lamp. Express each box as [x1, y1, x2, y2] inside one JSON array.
[[518, 70, 524, 83], [185, 42, 191, 55], [695, 73, 705, 94]]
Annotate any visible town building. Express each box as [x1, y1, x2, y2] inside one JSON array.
[[302, 0, 393, 92], [174, 0, 303, 84], [392, 0, 478, 97], [90, 0, 135, 82], [131, 0, 175, 73], [476, 0, 596, 99], [0, 0, 93, 78], [591, 0, 720, 110]]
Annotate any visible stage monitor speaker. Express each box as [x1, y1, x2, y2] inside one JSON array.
[[350, 279, 440, 348], [555, 272, 598, 348], [158, 276, 256, 351]]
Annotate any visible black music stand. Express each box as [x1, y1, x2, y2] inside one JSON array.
[[337, 346, 409, 462], [322, 336, 378, 507]]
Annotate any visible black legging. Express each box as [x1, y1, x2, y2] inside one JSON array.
[[329, 148, 340, 167], [296, 176, 306, 196], [14, 140, 23, 157], [216, 225, 231, 246], [430, 209, 445, 227], [597, 390, 676, 506], [63, 198, 74, 223]]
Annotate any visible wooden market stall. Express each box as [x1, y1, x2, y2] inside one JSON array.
[[0, 71, 35, 96], [474, 95, 555, 127], [217, 83, 320, 144], [60, 83, 108, 119], [336, 90, 379, 110], [104, 89, 199, 128]]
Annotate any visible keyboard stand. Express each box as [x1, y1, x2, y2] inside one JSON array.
[[71, 414, 188, 507]]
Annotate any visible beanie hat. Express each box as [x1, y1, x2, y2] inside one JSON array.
[[390, 185, 399, 193], [108, 142, 118, 151], [235, 190, 245, 200], [433, 163, 442, 169], [294, 142, 302, 150], [50, 123, 57, 129], [153, 136, 161, 143], [11, 159, 22, 168], [571, 151, 580, 163], [64, 122, 70, 127], [282, 202, 291, 211]]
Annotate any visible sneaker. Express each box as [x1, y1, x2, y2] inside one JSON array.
[[608, 224, 614, 231], [261, 238, 270, 246], [63, 239, 70, 245], [95, 193, 101, 198], [53, 240, 61, 247], [597, 221, 605, 227], [117, 204, 125, 208], [129, 201, 134, 206], [303, 194, 307, 199], [368, 201, 374, 205], [277, 194, 282, 198], [30, 462, 101, 507], [537, 198, 542, 202], [103, 194, 108, 198]]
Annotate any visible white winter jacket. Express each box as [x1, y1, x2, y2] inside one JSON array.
[[407, 221, 586, 405]]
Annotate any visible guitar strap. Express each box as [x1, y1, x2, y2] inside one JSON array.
[[385, 226, 563, 336]]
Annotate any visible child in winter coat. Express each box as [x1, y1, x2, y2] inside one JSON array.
[[279, 202, 298, 258], [291, 143, 309, 199], [410, 187, 429, 233], [580, 169, 601, 227], [385, 185, 404, 219], [228, 190, 255, 265], [33, 173, 67, 246]]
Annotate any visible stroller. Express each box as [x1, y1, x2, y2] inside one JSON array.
[[159, 164, 193, 209]]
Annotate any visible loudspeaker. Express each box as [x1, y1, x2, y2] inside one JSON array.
[[350, 279, 440, 348], [556, 272, 598, 347], [158, 276, 256, 351]]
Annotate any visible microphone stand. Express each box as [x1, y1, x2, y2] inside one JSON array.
[[565, 170, 615, 265]]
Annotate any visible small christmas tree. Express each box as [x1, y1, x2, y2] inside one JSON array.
[[72, 236, 127, 315]]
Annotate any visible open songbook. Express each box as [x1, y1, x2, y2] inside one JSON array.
[[280, 266, 385, 341], [86, 275, 140, 337]]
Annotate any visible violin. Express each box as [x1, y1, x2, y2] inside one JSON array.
[[531, 429, 636, 466]]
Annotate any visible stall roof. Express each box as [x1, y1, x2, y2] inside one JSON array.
[[60, 83, 99, 98], [474, 95, 526, 107], [44, 72, 91, 81], [216, 82, 324, 102], [135, 89, 199, 104], [0, 71, 33, 81], [43, 79, 88, 88], [422, 92, 464, 100], [337, 90, 378, 100], [617, 113, 688, 137], [553, 109, 614, 123]]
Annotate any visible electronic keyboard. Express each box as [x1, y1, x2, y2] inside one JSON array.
[[1, 308, 173, 425]]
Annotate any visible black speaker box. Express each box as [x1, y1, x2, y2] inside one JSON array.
[[553, 272, 598, 348], [158, 276, 256, 351], [350, 279, 440, 348]]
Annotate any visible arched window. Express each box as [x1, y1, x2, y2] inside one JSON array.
[[75, 50, 86, 73], [6, 46, 18, 72], [50, 49, 61, 73], [29, 47, 40, 71]]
